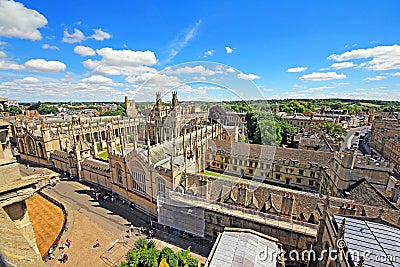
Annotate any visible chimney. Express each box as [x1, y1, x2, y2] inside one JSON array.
[[340, 203, 347, 215], [237, 184, 248, 206], [281, 193, 288, 215], [349, 205, 357, 215], [287, 194, 295, 217], [392, 182, 400, 203], [281, 193, 295, 217]]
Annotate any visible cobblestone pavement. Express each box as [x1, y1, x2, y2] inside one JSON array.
[[43, 180, 208, 266]]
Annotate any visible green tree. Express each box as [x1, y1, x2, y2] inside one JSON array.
[[317, 122, 346, 138], [6, 106, 22, 116], [38, 104, 58, 115]]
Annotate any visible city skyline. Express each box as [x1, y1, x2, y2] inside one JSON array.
[[0, 0, 400, 102]]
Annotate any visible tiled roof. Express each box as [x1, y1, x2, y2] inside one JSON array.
[[212, 140, 333, 166], [199, 175, 400, 225]]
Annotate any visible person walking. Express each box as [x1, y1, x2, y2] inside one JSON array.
[[65, 238, 72, 248]]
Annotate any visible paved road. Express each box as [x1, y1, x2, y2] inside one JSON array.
[[341, 126, 370, 151], [46, 181, 134, 237], [44, 180, 210, 258]]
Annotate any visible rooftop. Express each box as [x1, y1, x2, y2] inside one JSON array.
[[205, 228, 278, 267], [334, 215, 400, 267]]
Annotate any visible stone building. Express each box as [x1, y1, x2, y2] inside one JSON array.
[[370, 117, 400, 173], [125, 95, 138, 118], [0, 117, 60, 266], [9, 93, 399, 266]]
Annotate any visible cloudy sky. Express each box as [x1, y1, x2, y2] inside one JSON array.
[[0, 0, 400, 102]]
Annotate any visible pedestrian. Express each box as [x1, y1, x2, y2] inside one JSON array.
[[48, 247, 54, 260], [130, 224, 134, 233], [65, 238, 72, 248], [63, 253, 68, 263], [59, 252, 64, 263], [94, 239, 100, 247]]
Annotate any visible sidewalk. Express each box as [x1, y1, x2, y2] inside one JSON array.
[[42, 182, 208, 266]]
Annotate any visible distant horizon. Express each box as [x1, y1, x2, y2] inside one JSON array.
[[13, 97, 400, 105]]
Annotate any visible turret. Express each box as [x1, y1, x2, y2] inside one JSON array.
[[171, 91, 179, 109]]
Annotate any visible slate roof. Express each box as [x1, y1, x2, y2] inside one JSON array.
[[207, 229, 278, 267], [196, 174, 400, 225], [334, 215, 400, 267], [345, 178, 396, 209], [212, 140, 332, 166]]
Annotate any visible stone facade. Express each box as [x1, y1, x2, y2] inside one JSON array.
[[370, 117, 400, 173]]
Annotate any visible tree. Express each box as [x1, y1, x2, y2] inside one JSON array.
[[38, 104, 59, 115], [117, 238, 197, 267], [317, 122, 346, 138], [6, 106, 22, 116]]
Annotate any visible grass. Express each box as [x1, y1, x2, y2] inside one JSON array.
[[97, 145, 122, 160], [204, 170, 242, 181]]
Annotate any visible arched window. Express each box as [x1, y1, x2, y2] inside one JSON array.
[[157, 177, 166, 198], [37, 143, 45, 158], [115, 163, 123, 184], [26, 136, 36, 156], [18, 139, 25, 154], [130, 162, 146, 193]]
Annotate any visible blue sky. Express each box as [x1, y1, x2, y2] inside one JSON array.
[[0, 0, 400, 102]]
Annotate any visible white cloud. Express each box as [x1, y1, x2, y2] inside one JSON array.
[[286, 67, 307, 73], [42, 44, 60, 50], [364, 75, 387, 81], [164, 65, 217, 76], [203, 50, 214, 57], [237, 73, 260, 80], [166, 20, 201, 62], [82, 58, 156, 76], [258, 86, 273, 92], [390, 72, 400, 76], [225, 46, 233, 54], [328, 45, 400, 70], [90, 28, 111, 41], [81, 75, 115, 84], [0, 59, 24, 70], [15, 77, 40, 83], [126, 72, 182, 88], [300, 72, 346, 81], [24, 59, 66, 73], [62, 28, 85, 43], [226, 67, 236, 73], [0, 51, 5, 57], [300, 86, 334, 92], [0, 79, 127, 102], [96, 47, 157, 66], [0, 0, 47, 40], [74, 45, 95, 56], [330, 62, 356, 69]]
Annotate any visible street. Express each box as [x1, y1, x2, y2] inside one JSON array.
[[42, 180, 208, 266]]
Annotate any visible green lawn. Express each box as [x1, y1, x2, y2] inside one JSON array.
[[204, 170, 241, 181], [98, 150, 108, 160], [97, 145, 122, 160]]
